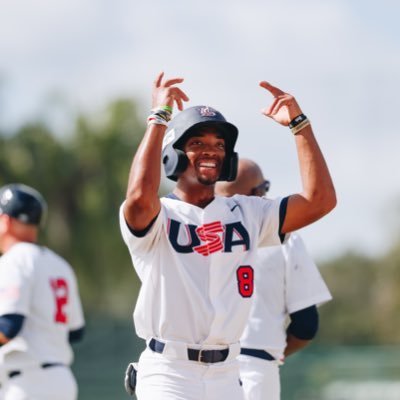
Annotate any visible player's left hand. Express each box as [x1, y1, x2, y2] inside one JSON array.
[[260, 81, 303, 126]]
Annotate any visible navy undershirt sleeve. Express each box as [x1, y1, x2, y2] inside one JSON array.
[[278, 196, 289, 243], [0, 314, 25, 339], [287, 305, 319, 340], [126, 214, 158, 237], [69, 327, 85, 343]]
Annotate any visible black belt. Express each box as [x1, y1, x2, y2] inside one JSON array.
[[240, 348, 275, 361], [149, 338, 229, 364], [8, 363, 65, 379]]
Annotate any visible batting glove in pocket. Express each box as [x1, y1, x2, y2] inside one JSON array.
[[124, 362, 138, 396]]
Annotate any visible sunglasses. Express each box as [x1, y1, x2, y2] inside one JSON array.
[[250, 180, 271, 196]]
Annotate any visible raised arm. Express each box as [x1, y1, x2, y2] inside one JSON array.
[[260, 81, 336, 233], [124, 73, 189, 230]]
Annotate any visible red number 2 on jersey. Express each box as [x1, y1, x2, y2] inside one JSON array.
[[236, 266, 254, 297], [50, 278, 69, 323]]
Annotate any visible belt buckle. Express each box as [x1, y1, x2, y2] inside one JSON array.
[[197, 349, 206, 363]]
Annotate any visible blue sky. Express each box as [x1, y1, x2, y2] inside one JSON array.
[[1, 0, 399, 260]]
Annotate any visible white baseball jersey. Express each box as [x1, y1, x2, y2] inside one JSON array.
[[0, 242, 85, 369], [239, 233, 332, 360], [120, 194, 283, 345]]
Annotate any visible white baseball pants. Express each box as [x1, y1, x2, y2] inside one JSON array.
[[2, 365, 77, 400], [238, 354, 280, 400]]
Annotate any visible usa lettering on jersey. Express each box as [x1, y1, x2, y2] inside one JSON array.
[[167, 219, 250, 255]]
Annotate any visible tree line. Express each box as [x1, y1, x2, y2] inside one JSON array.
[[0, 99, 144, 318]]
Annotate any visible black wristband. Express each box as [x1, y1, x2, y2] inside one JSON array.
[[289, 114, 307, 129]]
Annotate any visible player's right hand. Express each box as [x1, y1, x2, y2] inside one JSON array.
[[152, 72, 190, 111]]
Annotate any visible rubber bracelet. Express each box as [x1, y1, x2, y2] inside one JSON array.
[[159, 105, 173, 112], [289, 114, 307, 129]]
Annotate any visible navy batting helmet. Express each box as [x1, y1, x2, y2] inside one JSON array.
[[0, 184, 47, 226], [162, 106, 239, 182]]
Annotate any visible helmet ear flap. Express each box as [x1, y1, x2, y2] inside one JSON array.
[[162, 148, 188, 182], [220, 152, 238, 182]]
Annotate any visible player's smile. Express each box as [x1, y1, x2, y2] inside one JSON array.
[[198, 160, 218, 168], [197, 157, 220, 172]]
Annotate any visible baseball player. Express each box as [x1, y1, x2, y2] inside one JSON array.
[[0, 184, 85, 400], [120, 72, 336, 400], [216, 159, 333, 400]]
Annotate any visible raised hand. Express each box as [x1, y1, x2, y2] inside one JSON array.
[[259, 81, 303, 126], [152, 72, 190, 111]]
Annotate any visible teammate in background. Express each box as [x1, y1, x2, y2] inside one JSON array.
[[120, 72, 336, 400], [216, 159, 332, 400], [0, 184, 85, 400]]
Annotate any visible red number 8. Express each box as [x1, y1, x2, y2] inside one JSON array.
[[236, 266, 254, 297]]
